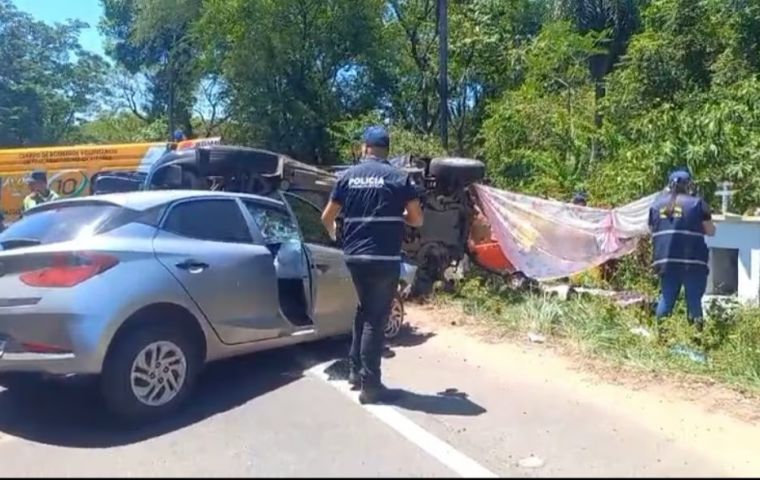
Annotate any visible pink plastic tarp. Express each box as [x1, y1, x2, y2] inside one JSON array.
[[474, 184, 658, 281]]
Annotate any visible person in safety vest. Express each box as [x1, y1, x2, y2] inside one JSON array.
[[320, 126, 424, 404], [23, 169, 59, 212], [648, 169, 716, 331]]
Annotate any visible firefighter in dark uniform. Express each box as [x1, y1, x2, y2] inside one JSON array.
[[648, 169, 716, 331], [321, 126, 424, 404]]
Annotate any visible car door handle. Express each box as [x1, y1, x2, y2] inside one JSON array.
[[313, 263, 330, 274], [175, 260, 209, 273]]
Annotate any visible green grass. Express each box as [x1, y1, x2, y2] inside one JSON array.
[[438, 272, 760, 394]]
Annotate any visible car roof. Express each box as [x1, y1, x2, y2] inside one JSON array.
[[33, 190, 285, 213]]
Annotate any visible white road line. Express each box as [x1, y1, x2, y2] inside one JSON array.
[[304, 360, 498, 479]]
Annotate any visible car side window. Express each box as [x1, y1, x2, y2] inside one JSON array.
[[163, 199, 253, 243], [284, 193, 333, 246], [243, 201, 300, 244]]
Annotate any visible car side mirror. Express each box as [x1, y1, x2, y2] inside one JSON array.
[[162, 165, 184, 188]]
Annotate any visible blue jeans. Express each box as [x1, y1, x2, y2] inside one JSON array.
[[656, 269, 707, 323]]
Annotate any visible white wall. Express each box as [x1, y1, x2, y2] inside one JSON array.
[[705, 215, 760, 303]]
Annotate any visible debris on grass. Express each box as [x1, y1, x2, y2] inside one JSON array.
[[630, 326, 652, 338], [446, 273, 760, 394], [527, 332, 547, 343], [671, 344, 707, 364]]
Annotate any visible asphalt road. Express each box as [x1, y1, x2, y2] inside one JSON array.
[[0, 306, 757, 478]]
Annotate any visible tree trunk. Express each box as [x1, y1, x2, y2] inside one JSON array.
[[589, 52, 609, 164]]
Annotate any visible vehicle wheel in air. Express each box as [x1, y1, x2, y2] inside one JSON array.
[[100, 323, 201, 423], [429, 157, 486, 187], [385, 293, 405, 340]]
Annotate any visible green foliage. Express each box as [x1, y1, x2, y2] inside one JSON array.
[[73, 112, 168, 144], [0, 0, 108, 147], [196, 0, 387, 163], [329, 112, 445, 164], [100, 0, 203, 134], [480, 21, 601, 197], [480, 0, 760, 218]]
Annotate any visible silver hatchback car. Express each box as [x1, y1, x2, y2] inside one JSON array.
[[0, 190, 409, 421]]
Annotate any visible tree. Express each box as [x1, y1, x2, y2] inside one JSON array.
[[481, 22, 600, 198], [73, 112, 167, 144], [382, 0, 441, 135], [193, 75, 231, 137], [197, 0, 387, 162], [99, 0, 203, 138], [447, 0, 547, 154], [0, 0, 108, 147], [551, 0, 642, 165], [587, 0, 760, 211]]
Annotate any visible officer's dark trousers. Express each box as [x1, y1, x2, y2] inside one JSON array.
[[347, 261, 400, 387]]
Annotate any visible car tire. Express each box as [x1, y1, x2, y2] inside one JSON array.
[[100, 322, 202, 423], [385, 293, 405, 340], [429, 157, 486, 187]]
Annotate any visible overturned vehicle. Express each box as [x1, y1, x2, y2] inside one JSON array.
[[95, 145, 489, 301], [326, 155, 488, 297]]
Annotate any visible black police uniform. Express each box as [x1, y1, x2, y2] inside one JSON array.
[[330, 155, 418, 388], [648, 191, 711, 320]]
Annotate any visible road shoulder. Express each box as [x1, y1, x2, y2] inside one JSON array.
[[388, 304, 760, 476]]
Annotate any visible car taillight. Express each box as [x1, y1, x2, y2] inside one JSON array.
[[20, 252, 119, 288]]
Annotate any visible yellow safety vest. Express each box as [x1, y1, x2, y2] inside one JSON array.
[[23, 190, 59, 212]]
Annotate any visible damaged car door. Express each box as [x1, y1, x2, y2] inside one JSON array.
[[282, 192, 357, 337]]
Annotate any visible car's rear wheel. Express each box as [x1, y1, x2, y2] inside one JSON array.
[[385, 293, 405, 340], [429, 157, 486, 187], [101, 323, 201, 422]]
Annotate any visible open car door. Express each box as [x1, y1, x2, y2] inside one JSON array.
[[239, 197, 318, 333], [282, 192, 357, 337]]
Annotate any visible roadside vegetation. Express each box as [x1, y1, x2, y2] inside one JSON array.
[[438, 269, 760, 394]]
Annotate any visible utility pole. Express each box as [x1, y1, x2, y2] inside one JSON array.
[[438, 0, 449, 151], [167, 34, 178, 142], [168, 65, 176, 142]]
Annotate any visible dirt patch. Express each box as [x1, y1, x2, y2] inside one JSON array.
[[406, 301, 760, 425]]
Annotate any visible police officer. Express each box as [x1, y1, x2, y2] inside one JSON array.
[[23, 169, 59, 212], [648, 169, 716, 331], [321, 126, 424, 404]]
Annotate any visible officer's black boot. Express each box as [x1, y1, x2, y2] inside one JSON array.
[[347, 360, 361, 391], [348, 370, 361, 390], [358, 381, 402, 405]]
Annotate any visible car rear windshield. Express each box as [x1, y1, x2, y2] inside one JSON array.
[[0, 203, 129, 248]]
